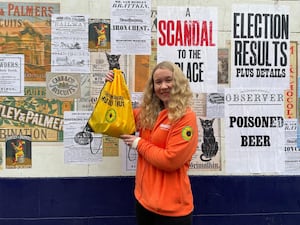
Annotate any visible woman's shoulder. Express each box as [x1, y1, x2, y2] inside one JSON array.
[[185, 107, 196, 116], [177, 107, 197, 123]]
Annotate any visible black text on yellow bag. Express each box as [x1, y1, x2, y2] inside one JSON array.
[[85, 69, 136, 138]]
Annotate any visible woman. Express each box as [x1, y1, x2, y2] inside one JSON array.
[[106, 61, 198, 225]]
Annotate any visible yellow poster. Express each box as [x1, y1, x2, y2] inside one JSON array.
[[0, 2, 60, 81], [0, 88, 73, 142]]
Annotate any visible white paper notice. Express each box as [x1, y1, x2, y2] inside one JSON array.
[[51, 14, 90, 73], [121, 141, 137, 174], [0, 54, 24, 96], [110, 0, 151, 55], [64, 111, 102, 164], [225, 89, 285, 173], [284, 119, 300, 174], [231, 4, 290, 89]]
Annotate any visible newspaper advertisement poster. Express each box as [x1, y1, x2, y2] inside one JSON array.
[[206, 92, 225, 119], [103, 136, 119, 157], [0, 2, 60, 82], [75, 74, 93, 111], [218, 48, 229, 84], [134, 9, 159, 92], [79, 52, 111, 112], [231, 4, 290, 89], [121, 92, 142, 174], [110, 0, 151, 55], [88, 18, 110, 51], [284, 119, 300, 174], [190, 117, 221, 171], [134, 55, 150, 92], [46, 73, 81, 99], [51, 14, 90, 73], [193, 93, 206, 118], [0, 54, 24, 96], [0, 143, 3, 170], [157, 6, 218, 93], [122, 141, 137, 174], [284, 42, 297, 119], [0, 93, 73, 142], [225, 88, 285, 173], [6, 135, 32, 169], [296, 77, 300, 148], [64, 111, 102, 164]]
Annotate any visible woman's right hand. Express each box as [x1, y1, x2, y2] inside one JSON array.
[[105, 70, 114, 82]]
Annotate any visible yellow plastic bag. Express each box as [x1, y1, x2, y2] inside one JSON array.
[[86, 69, 136, 138]]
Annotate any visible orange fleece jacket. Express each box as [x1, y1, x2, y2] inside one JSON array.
[[134, 108, 198, 217]]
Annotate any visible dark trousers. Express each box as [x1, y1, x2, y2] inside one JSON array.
[[135, 199, 193, 225]]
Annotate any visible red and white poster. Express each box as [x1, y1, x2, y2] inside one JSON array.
[[157, 6, 218, 93], [231, 4, 290, 89]]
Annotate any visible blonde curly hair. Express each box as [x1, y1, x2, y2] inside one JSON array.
[[137, 61, 193, 129]]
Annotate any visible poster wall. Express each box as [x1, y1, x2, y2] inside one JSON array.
[[0, 0, 299, 177]]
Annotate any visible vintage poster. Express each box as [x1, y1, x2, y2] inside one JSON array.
[[75, 51, 110, 111], [157, 6, 218, 93], [46, 72, 81, 99], [225, 89, 285, 173], [6, 135, 32, 169], [134, 9, 158, 92], [110, 0, 151, 55], [64, 111, 102, 164], [206, 92, 225, 119], [218, 48, 229, 84], [0, 91, 73, 142], [134, 55, 150, 92], [190, 117, 221, 171], [122, 141, 137, 174], [75, 74, 93, 111], [134, 39, 157, 92], [284, 42, 297, 119], [88, 18, 110, 51], [103, 136, 119, 157], [0, 54, 24, 96], [0, 143, 3, 170], [121, 92, 142, 174], [51, 14, 90, 73], [90, 53, 109, 106], [193, 93, 206, 118], [0, 2, 60, 82], [231, 4, 290, 89], [297, 77, 300, 148], [284, 119, 300, 174]]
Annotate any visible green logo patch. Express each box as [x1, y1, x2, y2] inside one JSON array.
[[182, 126, 193, 141], [105, 109, 116, 123]]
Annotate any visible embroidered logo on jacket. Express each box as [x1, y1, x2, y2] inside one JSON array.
[[160, 124, 171, 130], [182, 126, 193, 141]]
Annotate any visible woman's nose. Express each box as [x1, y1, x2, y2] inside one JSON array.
[[161, 81, 169, 88]]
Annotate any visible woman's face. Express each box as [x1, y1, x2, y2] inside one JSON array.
[[153, 68, 173, 107]]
